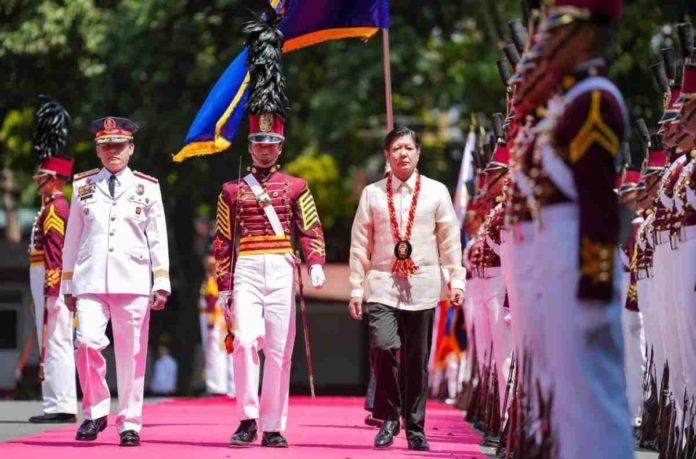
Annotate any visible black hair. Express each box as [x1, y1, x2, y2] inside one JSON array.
[[384, 126, 421, 151]]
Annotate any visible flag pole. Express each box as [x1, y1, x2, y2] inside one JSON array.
[[382, 28, 394, 131]]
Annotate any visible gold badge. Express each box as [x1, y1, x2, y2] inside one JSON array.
[[135, 207, 142, 215], [104, 117, 116, 130], [259, 114, 273, 132], [136, 184, 144, 195]]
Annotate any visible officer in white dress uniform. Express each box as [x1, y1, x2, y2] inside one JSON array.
[[62, 116, 170, 447]]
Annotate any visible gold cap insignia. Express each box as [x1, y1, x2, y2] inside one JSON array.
[[104, 117, 116, 130], [259, 114, 273, 133]]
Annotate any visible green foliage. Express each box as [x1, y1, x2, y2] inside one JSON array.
[[284, 150, 347, 231]]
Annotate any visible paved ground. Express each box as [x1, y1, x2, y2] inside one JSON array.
[[0, 399, 168, 442]]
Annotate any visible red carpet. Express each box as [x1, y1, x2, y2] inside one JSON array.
[[0, 396, 486, 458]]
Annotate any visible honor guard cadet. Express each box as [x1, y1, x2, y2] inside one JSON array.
[[213, 3, 326, 448], [62, 116, 171, 447], [676, 63, 696, 431], [27, 96, 77, 424], [616, 161, 647, 431], [479, 122, 513, 422], [533, 1, 633, 457]]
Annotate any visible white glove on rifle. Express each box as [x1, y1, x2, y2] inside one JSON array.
[[309, 265, 325, 289]]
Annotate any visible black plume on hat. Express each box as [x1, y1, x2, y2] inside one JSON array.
[[650, 133, 663, 151], [661, 47, 677, 83], [244, 1, 288, 118], [620, 141, 631, 165], [634, 118, 650, 147], [651, 63, 669, 94], [503, 43, 521, 68], [32, 95, 71, 160], [677, 23, 694, 61], [508, 19, 528, 55], [492, 113, 505, 141], [497, 59, 512, 87]]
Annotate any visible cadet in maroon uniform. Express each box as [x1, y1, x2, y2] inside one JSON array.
[[27, 96, 77, 424], [533, 1, 633, 457], [213, 4, 326, 448]]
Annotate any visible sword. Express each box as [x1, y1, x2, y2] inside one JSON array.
[[224, 155, 243, 354], [295, 251, 316, 398], [38, 297, 48, 381]]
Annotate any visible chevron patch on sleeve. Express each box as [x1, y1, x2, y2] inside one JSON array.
[[299, 188, 320, 231], [216, 194, 232, 240], [43, 205, 65, 235]]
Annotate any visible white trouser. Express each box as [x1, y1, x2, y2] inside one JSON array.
[[471, 277, 493, 373], [653, 240, 685, 416], [501, 223, 551, 433], [199, 313, 235, 396], [232, 254, 296, 432], [675, 229, 696, 409], [75, 293, 150, 433], [539, 204, 633, 459], [619, 271, 646, 426], [30, 266, 77, 414], [481, 275, 512, 417], [637, 276, 665, 386]]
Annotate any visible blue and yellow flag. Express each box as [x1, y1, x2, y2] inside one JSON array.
[[173, 0, 389, 162]]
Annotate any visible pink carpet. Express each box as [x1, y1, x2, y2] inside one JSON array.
[[0, 396, 486, 458]]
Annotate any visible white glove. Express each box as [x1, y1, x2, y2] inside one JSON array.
[[309, 265, 325, 289], [217, 290, 232, 309], [218, 290, 234, 329]]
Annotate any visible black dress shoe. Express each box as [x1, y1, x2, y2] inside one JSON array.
[[364, 414, 384, 428], [75, 416, 108, 441], [119, 430, 140, 447], [261, 432, 288, 448], [407, 435, 430, 451], [230, 419, 258, 446], [29, 413, 77, 424], [374, 420, 400, 448]]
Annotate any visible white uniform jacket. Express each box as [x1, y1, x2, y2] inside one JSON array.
[[62, 167, 170, 296]]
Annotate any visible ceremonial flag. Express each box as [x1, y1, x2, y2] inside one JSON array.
[[173, 0, 390, 162], [453, 129, 477, 228]]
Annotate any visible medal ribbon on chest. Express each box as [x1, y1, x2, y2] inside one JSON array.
[[386, 171, 421, 277]]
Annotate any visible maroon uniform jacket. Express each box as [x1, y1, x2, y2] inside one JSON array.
[[551, 66, 626, 301], [30, 193, 69, 297], [214, 171, 326, 291]]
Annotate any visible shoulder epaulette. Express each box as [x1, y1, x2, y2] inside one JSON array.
[[134, 170, 159, 183], [73, 168, 100, 181]]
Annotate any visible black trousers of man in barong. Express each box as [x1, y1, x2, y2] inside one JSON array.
[[368, 302, 435, 439]]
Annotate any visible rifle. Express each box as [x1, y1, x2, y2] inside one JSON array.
[[657, 362, 671, 451], [38, 298, 48, 381], [465, 326, 480, 422], [295, 251, 316, 398], [496, 351, 516, 456], [503, 353, 519, 458], [224, 155, 243, 354], [639, 346, 659, 449], [480, 345, 493, 434]]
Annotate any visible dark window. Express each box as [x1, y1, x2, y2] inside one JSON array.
[[0, 310, 18, 349]]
